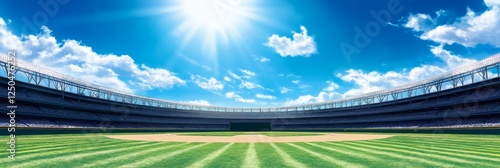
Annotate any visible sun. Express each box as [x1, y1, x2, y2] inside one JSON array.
[[177, 0, 244, 30], [168, 0, 261, 57]]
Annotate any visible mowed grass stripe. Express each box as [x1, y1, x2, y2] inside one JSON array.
[[275, 143, 339, 168], [17, 141, 133, 156], [103, 142, 199, 168], [12, 136, 92, 142], [19, 136, 116, 146], [16, 141, 95, 151], [345, 141, 461, 167], [255, 143, 289, 168], [119, 143, 211, 168], [79, 142, 189, 168], [12, 138, 113, 151], [206, 143, 248, 168], [314, 142, 411, 167], [188, 143, 234, 168], [148, 143, 228, 167], [0, 140, 117, 159], [14, 135, 101, 140], [304, 142, 400, 166], [385, 138, 500, 150], [14, 138, 97, 148], [401, 134, 500, 141], [372, 140, 500, 162], [384, 137, 500, 149], [243, 143, 259, 168], [305, 142, 380, 161], [385, 139, 500, 156], [0, 140, 131, 164], [389, 137, 500, 148], [270, 143, 307, 168], [355, 140, 480, 165], [16, 142, 159, 168], [80, 142, 189, 168], [287, 143, 365, 168], [324, 142, 441, 167], [16, 139, 112, 154], [38, 142, 172, 168], [17, 145, 81, 157]]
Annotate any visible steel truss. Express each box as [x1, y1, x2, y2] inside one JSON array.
[[1, 53, 499, 112]]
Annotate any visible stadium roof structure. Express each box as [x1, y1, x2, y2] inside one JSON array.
[[1, 52, 500, 112]]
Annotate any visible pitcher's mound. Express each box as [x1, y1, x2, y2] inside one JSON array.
[[106, 133, 392, 143]]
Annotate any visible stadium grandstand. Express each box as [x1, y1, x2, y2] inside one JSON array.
[[1, 53, 500, 132]]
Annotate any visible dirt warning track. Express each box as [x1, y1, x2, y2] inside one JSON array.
[[106, 134, 392, 143]]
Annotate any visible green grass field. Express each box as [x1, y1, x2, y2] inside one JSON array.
[[1, 132, 500, 168]]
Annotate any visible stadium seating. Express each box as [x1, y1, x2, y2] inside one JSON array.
[[1, 76, 499, 130]]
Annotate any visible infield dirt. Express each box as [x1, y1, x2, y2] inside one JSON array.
[[106, 133, 392, 143]]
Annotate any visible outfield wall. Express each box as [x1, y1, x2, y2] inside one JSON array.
[[230, 122, 272, 131]]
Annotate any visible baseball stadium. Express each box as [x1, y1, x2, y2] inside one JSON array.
[[1, 52, 500, 167], [2, 0, 500, 167]]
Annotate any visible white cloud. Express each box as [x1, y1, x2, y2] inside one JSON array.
[[279, 73, 301, 78], [335, 45, 477, 98], [183, 100, 211, 106], [227, 70, 272, 91], [405, 0, 500, 47], [258, 56, 270, 62], [265, 25, 317, 57], [0, 19, 29, 56], [280, 87, 293, 94], [239, 80, 263, 90], [406, 65, 448, 82], [430, 44, 477, 69], [191, 75, 224, 91], [387, 22, 399, 27], [228, 71, 242, 81], [291, 80, 311, 89], [404, 13, 434, 32], [284, 81, 341, 106], [285, 44, 476, 105], [336, 66, 447, 98], [323, 81, 339, 92], [0, 21, 185, 93], [256, 93, 276, 100], [240, 69, 256, 78], [133, 64, 186, 90], [223, 76, 231, 82], [253, 55, 270, 62], [284, 95, 315, 106], [225, 91, 256, 104], [225, 91, 237, 98]]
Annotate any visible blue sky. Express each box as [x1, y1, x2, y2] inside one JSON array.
[[0, 0, 499, 107]]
